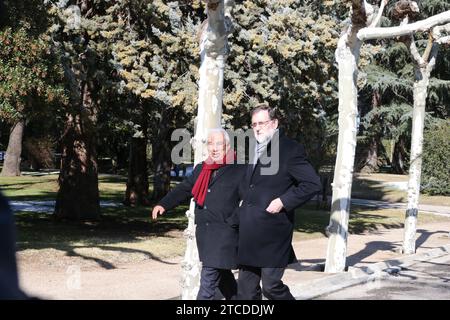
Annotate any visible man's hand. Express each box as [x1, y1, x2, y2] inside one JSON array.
[[266, 198, 284, 214], [152, 205, 166, 220]]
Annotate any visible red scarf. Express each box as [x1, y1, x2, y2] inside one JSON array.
[[191, 149, 235, 206]]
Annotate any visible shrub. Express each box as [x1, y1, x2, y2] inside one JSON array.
[[421, 120, 450, 195]]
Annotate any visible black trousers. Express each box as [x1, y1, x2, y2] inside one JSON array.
[[197, 266, 237, 300], [237, 265, 295, 300]]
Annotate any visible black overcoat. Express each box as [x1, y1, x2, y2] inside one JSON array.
[[237, 131, 322, 267], [159, 163, 245, 269]]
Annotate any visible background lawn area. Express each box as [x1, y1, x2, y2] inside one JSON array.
[[2, 173, 449, 268]]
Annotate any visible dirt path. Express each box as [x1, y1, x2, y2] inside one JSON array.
[[17, 221, 450, 300], [18, 255, 184, 300]]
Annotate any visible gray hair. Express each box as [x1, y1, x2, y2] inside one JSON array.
[[207, 128, 230, 144], [251, 104, 279, 120]]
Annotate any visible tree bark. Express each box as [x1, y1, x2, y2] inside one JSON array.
[[151, 150, 172, 200], [402, 42, 438, 254], [357, 90, 381, 173], [361, 136, 379, 172], [1, 120, 24, 177], [181, 0, 234, 299], [124, 136, 150, 206], [54, 1, 101, 220], [324, 0, 369, 273], [151, 107, 173, 202], [55, 81, 100, 220], [392, 136, 408, 174], [124, 110, 150, 207], [23, 136, 55, 171]]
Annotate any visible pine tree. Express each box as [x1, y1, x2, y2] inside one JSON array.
[[0, 0, 66, 176], [48, 0, 113, 220]]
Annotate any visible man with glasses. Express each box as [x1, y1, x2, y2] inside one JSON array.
[[237, 104, 322, 300]]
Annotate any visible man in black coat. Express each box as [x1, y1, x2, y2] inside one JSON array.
[[152, 128, 245, 300], [0, 191, 27, 299], [237, 105, 322, 300]]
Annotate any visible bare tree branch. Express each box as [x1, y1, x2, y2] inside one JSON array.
[[405, 35, 425, 65], [201, 0, 232, 57], [421, 34, 434, 63], [400, 16, 409, 26], [432, 22, 450, 44], [436, 36, 450, 44], [433, 22, 450, 36], [369, 0, 388, 28], [352, 0, 370, 28], [358, 10, 450, 40]]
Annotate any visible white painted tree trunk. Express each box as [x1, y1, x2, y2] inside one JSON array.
[[181, 0, 234, 300], [324, 29, 362, 273], [402, 46, 437, 254], [324, 0, 377, 273], [325, 0, 449, 272]]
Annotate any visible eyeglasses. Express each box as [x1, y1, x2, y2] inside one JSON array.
[[207, 141, 224, 147], [251, 120, 272, 128]]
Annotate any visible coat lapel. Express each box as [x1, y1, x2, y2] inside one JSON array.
[[247, 136, 258, 184], [208, 165, 232, 187], [247, 162, 257, 184]]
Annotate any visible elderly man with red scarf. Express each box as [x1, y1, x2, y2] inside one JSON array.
[[152, 128, 245, 300]]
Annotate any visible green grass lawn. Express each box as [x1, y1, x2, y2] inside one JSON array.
[[0, 174, 59, 200], [0, 173, 129, 201], [2, 173, 449, 268], [293, 204, 448, 242], [15, 205, 189, 267], [352, 173, 450, 206], [1, 173, 190, 266]]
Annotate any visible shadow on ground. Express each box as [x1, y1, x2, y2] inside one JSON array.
[[14, 203, 189, 269], [295, 204, 405, 237], [297, 228, 449, 270]]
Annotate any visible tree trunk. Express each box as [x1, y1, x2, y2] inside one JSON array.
[[324, 0, 449, 269], [23, 136, 55, 171], [124, 115, 150, 206], [366, 137, 379, 171], [324, 0, 369, 273], [1, 120, 24, 177], [357, 90, 381, 173], [181, 0, 234, 299], [113, 143, 128, 172], [53, 1, 100, 220], [403, 44, 438, 254], [55, 81, 100, 220], [324, 38, 362, 273], [392, 136, 408, 174], [356, 136, 380, 173], [151, 107, 173, 202], [151, 150, 172, 201]]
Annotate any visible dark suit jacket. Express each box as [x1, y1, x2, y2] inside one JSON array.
[[158, 163, 245, 269], [237, 130, 322, 267]]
